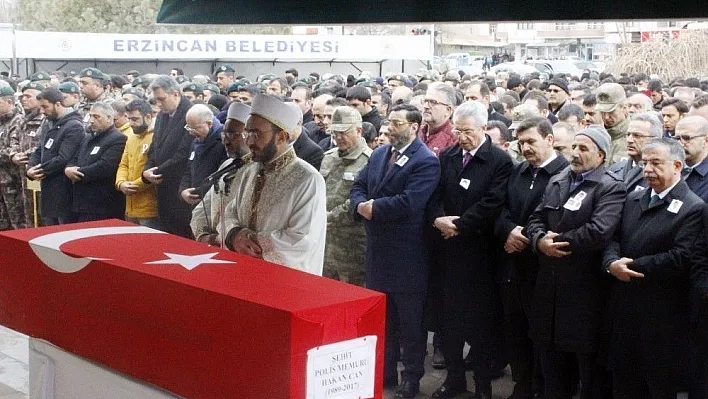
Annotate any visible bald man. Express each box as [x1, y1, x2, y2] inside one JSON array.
[[625, 93, 654, 117], [391, 86, 413, 106], [677, 116, 708, 201]]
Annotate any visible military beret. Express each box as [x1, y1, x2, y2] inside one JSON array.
[[126, 70, 140, 77], [0, 85, 15, 97], [217, 64, 235, 73], [226, 81, 247, 94], [79, 67, 104, 80], [388, 74, 407, 83], [257, 73, 276, 83], [30, 71, 49, 82], [58, 81, 80, 94], [175, 75, 190, 85], [131, 76, 152, 88], [22, 82, 45, 92], [121, 87, 144, 98], [182, 83, 204, 93], [203, 83, 220, 94]]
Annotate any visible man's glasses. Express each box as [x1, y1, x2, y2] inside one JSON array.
[[674, 134, 707, 142], [423, 98, 449, 107], [241, 129, 276, 140]]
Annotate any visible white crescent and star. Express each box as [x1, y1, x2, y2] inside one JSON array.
[[28, 226, 235, 273]]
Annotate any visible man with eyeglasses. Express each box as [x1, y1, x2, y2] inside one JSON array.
[[420, 82, 457, 157], [676, 116, 708, 201], [317, 97, 349, 151], [545, 78, 569, 117], [320, 107, 371, 287], [603, 137, 704, 398], [223, 94, 326, 276], [350, 103, 440, 399], [609, 112, 664, 193], [190, 102, 251, 247], [427, 101, 511, 399], [142, 75, 195, 238], [178, 104, 227, 208]]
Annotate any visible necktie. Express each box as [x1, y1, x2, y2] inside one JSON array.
[[683, 166, 693, 177], [386, 150, 399, 174], [462, 152, 472, 168], [649, 194, 661, 207]]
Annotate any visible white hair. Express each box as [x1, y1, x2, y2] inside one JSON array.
[[186, 103, 214, 122], [453, 101, 488, 126]]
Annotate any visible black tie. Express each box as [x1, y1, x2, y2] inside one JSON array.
[[386, 149, 399, 174], [649, 194, 661, 207]]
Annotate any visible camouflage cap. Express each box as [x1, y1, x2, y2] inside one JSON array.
[[79, 67, 104, 80], [329, 106, 363, 132], [203, 83, 221, 94], [0, 85, 14, 97], [58, 81, 80, 94], [30, 71, 50, 82], [509, 103, 540, 129], [175, 75, 190, 85], [21, 82, 45, 92], [595, 83, 627, 113], [444, 70, 460, 82], [121, 87, 144, 98], [217, 64, 235, 73], [182, 83, 204, 93]]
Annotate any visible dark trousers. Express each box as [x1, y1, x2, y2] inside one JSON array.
[[41, 215, 76, 226], [384, 291, 426, 384], [612, 370, 681, 399], [541, 348, 603, 399], [500, 281, 541, 396]]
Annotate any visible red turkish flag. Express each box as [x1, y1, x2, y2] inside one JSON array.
[[0, 220, 385, 399]]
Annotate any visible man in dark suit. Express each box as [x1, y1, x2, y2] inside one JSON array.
[[142, 75, 194, 238], [65, 102, 127, 221], [494, 117, 569, 399], [350, 104, 440, 399], [285, 102, 323, 170], [27, 88, 85, 226], [526, 125, 626, 398], [427, 101, 513, 399], [603, 137, 705, 398], [609, 112, 663, 193]]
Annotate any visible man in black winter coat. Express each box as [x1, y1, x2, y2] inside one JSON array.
[[494, 117, 569, 399], [142, 75, 194, 238], [179, 104, 228, 206], [27, 88, 85, 225], [65, 102, 127, 222]]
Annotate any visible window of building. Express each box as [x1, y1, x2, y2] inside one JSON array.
[[517, 23, 534, 30], [554, 23, 576, 31], [489, 24, 497, 35], [586, 22, 603, 30]]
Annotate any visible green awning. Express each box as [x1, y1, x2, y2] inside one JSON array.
[[156, 0, 699, 25]]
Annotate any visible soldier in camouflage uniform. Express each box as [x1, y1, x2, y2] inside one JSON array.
[[319, 107, 371, 287], [58, 81, 81, 110], [77, 68, 113, 121], [0, 86, 27, 229], [12, 82, 47, 227]]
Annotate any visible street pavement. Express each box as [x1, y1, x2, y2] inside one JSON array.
[[0, 325, 518, 399]]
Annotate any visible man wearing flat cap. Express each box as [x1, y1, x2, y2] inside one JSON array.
[[223, 94, 326, 276], [526, 125, 626, 398]]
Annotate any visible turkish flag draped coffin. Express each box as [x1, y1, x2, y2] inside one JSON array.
[[0, 220, 386, 399]]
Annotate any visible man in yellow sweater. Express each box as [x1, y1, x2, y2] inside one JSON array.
[[115, 99, 160, 229]]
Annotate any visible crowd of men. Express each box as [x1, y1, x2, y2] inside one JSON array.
[[2, 63, 708, 399]]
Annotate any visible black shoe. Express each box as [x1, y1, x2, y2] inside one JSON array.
[[432, 378, 467, 398], [432, 347, 446, 369], [474, 379, 492, 399], [395, 380, 419, 398], [384, 375, 399, 389]]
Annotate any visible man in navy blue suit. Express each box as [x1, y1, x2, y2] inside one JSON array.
[[351, 104, 441, 398]]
